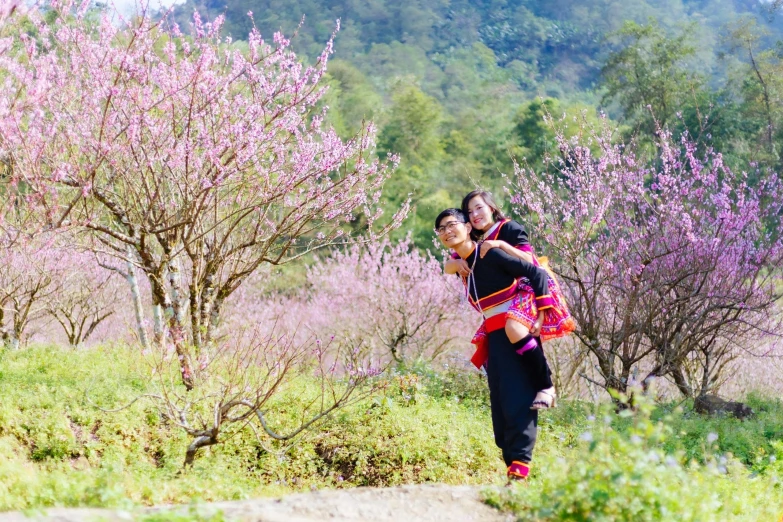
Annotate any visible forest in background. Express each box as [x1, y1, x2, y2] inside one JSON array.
[[164, 0, 783, 248]]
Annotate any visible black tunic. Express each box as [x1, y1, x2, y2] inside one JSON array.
[[461, 247, 548, 311]]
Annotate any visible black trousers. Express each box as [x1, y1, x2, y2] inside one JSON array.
[[485, 329, 539, 466]]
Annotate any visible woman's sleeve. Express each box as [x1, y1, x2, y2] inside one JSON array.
[[500, 220, 531, 251], [492, 250, 554, 309]]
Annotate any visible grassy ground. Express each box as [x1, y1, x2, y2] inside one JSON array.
[[485, 392, 783, 521], [0, 345, 781, 519]]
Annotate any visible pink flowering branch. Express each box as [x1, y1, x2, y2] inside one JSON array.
[[303, 237, 473, 364], [44, 246, 121, 347], [0, 233, 66, 348], [509, 115, 783, 397], [223, 237, 475, 366], [1, 2, 405, 387]]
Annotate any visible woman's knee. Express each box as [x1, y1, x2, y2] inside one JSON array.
[[505, 320, 529, 344]]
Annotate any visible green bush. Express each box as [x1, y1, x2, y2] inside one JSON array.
[[1, 345, 782, 516], [484, 391, 783, 522], [0, 345, 502, 510]]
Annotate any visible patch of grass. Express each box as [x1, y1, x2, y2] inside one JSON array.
[[138, 506, 227, 522], [1, 345, 782, 515], [484, 392, 783, 522], [0, 345, 501, 511], [640, 393, 783, 468]]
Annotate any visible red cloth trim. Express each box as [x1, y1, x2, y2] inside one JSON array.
[[469, 314, 506, 369], [484, 314, 506, 332], [468, 283, 518, 311], [470, 343, 488, 370], [535, 295, 555, 310]]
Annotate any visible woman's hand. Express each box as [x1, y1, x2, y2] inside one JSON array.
[[454, 258, 471, 277], [530, 311, 545, 336], [479, 240, 501, 258], [445, 258, 471, 277]]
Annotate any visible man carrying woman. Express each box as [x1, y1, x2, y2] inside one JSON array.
[[434, 207, 552, 482]]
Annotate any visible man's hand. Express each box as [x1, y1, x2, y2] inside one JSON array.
[[479, 240, 501, 258], [530, 311, 545, 336]]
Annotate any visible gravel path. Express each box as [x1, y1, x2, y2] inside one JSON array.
[[0, 484, 513, 522]]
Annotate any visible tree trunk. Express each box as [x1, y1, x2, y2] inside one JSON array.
[[671, 366, 694, 398], [183, 432, 218, 467], [198, 272, 217, 348], [152, 303, 166, 345], [149, 272, 193, 390], [205, 295, 223, 347], [124, 247, 150, 350], [190, 280, 203, 351], [168, 259, 187, 332]]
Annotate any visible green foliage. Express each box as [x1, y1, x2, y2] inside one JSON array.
[[379, 81, 449, 248], [161, 0, 783, 250], [321, 60, 382, 139], [1, 346, 782, 515], [511, 98, 608, 169], [484, 391, 783, 522], [651, 394, 783, 469], [602, 20, 703, 134], [137, 508, 226, 522], [0, 345, 501, 511], [725, 17, 783, 168]]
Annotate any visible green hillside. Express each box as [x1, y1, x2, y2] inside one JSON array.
[[167, 0, 783, 248]]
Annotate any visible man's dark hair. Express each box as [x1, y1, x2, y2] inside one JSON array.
[[434, 208, 466, 229], [461, 190, 507, 240]]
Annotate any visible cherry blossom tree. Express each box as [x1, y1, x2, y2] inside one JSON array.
[[303, 238, 473, 364], [509, 118, 783, 397], [0, 234, 65, 349], [223, 238, 475, 365], [45, 247, 121, 347], [0, 2, 404, 388]]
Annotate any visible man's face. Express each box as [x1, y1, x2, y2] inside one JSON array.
[[436, 215, 471, 249]]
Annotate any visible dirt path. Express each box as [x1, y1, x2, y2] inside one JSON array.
[[0, 484, 513, 522]]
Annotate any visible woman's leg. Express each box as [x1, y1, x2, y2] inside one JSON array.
[[514, 338, 553, 391], [504, 319, 530, 344], [486, 329, 539, 466]]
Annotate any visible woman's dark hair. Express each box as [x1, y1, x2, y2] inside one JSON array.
[[434, 208, 466, 229], [461, 190, 506, 240]]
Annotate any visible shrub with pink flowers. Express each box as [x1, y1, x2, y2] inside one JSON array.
[[509, 117, 783, 398], [0, 0, 405, 389], [224, 238, 477, 365]]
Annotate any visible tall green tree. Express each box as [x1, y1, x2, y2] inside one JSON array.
[[321, 60, 382, 139], [378, 82, 447, 249], [601, 20, 703, 134], [726, 18, 783, 166]]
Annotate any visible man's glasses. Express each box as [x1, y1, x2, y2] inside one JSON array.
[[434, 220, 464, 236]]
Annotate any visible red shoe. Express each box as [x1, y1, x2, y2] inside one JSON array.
[[507, 460, 530, 481]]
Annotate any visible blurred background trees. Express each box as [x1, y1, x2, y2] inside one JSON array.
[[163, 0, 783, 247]]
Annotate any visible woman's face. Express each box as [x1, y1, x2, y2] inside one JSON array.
[[466, 196, 494, 232]]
